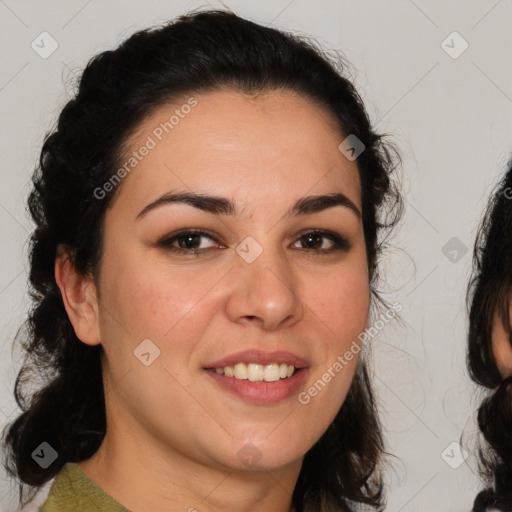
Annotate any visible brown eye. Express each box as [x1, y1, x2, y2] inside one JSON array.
[[158, 230, 221, 254], [293, 230, 351, 253]]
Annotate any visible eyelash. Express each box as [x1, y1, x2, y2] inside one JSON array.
[[157, 229, 351, 256]]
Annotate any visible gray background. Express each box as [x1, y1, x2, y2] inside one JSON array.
[[1, 1, 511, 510]]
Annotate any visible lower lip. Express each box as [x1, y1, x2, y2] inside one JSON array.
[[204, 368, 308, 404]]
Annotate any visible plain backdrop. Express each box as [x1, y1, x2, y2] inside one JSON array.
[[0, 1, 510, 511]]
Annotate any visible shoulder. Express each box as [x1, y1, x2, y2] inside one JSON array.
[[38, 463, 84, 512], [38, 462, 130, 512]]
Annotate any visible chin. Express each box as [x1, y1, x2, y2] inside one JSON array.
[[219, 437, 307, 473]]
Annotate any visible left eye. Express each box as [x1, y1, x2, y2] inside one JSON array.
[[292, 230, 351, 252]]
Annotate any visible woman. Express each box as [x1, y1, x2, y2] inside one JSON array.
[[468, 160, 512, 512], [2, 9, 402, 512]]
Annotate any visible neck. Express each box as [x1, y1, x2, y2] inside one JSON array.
[[77, 420, 302, 512]]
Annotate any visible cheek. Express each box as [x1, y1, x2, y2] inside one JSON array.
[[305, 263, 371, 341], [492, 317, 512, 376], [100, 250, 224, 342], [299, 260, 370, 405]]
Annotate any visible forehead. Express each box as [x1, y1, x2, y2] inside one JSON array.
[[112, 88, 361, 211]]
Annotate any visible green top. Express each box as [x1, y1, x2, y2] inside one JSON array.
[[39, 462, 130, 512]]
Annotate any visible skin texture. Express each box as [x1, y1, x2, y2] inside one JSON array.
[[55, 89, 371, 512], [492, 307, 512, 377]]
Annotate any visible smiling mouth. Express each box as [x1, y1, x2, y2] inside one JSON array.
[[206, 362, 298, 382]]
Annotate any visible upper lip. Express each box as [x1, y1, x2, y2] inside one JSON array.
[[204, 349, 308, 369]]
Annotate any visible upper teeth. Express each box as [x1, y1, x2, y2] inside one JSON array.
[[214, 363, 295, 382]]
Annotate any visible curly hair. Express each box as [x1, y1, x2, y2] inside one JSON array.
[[2, 9, 402, 511], [467, 159, 512, 511]]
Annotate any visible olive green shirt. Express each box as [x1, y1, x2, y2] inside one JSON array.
[[39, 462, 130, 512]]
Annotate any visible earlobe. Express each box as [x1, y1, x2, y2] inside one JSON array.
[[54, 246, 101, 346], [491, 311, 512, 378]]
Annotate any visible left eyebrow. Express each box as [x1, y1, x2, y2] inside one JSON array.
[[287, 192, 361, 218], [136, 191, 361, 220]]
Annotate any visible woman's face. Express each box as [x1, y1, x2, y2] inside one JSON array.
[[89, 89, 370, 472]]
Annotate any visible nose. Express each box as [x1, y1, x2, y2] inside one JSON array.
[[224, 242, 304, 331]]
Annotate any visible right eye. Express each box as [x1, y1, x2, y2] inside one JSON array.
[[157, 229, 223, 255]]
